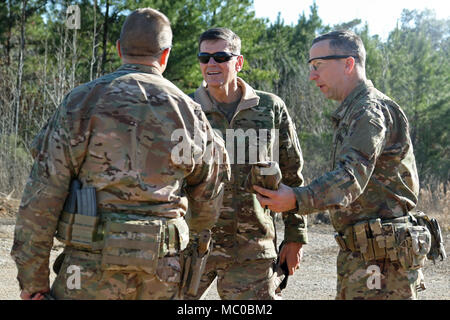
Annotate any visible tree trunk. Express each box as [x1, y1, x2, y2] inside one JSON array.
[[90, 0, 98, 81], [13, 0, 27, 185], [70, 28, 77, 89], [43, 35, 48, 121], [5, 0, 14, 66], [100, 0, 109, 75]]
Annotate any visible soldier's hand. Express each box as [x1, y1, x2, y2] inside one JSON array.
[[254, 183, 297, 212], [279, 242, 303, 275], [20, 290, 48, 300]]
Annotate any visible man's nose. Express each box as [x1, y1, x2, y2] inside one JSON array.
[[207, 57, 217, 65], [309, 70, 318, 81]]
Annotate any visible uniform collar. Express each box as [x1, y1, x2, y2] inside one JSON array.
[[194, 77, 260, 113], [117, 63, 162, 77], [331, 80, 374, 122]]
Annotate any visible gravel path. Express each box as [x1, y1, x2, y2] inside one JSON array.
[[204, 222, 450, 300], [1, 218, 448, 300]]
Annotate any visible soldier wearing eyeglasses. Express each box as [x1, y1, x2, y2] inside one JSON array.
[[254, 30, 426, 300], [184, 27, 307, 300]]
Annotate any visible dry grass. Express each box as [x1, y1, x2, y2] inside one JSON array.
[[416, 181, 450, 232], [0, 192, 20, 218], [0, 158, 31, 200]]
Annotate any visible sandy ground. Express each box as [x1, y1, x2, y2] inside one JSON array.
[[1, 216, 448, 300], [202, 222, 450, 300]]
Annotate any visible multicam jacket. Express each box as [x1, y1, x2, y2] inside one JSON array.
[[11, 64, 230, 293], [294, 80, 420, 234], [192, 77, 307, 262]]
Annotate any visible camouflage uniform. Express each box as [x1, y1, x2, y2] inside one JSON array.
[[187, 77, 307, 299], [10, 63, 229, 300], [293, 80, 423, 299]]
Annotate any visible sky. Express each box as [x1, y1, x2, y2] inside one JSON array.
[[253, 0, 449, 40]]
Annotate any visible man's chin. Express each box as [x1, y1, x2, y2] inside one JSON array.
[[205, 81, 225, 88], [321, 90, 337, 101]]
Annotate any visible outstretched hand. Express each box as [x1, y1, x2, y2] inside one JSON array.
[[253, 183, 297, 213]]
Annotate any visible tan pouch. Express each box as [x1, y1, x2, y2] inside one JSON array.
[[408, 225, 431, 269], [172, 218, 189, 251], [396, 225, 431, 270], [55, 211, 75, 244], [55, 211, 101, 250], [354, 222, 375, 262], [71, 214, 100, 248], [381, 223, 398, 262], [160, 218, 190, 256], [101, 220, 162, 273]]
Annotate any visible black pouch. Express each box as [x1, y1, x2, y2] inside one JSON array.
[[52, 253, 66, 275]]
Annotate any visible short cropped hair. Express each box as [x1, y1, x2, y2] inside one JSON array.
[[312, 30, 366, 67], [119, 8, 172, 57], [198, 27, 241, 54]]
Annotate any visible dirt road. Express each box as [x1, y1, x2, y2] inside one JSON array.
[[1, 216, 448, 300]]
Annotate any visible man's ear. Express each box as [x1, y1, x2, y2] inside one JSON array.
[[159, 47, 171, 70], [344, 56, 356, 75], [116, 40, 122, 59], [236, 55, 244, 72]]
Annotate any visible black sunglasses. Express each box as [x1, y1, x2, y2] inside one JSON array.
[[198, 51, 239, 64], [308, 54, 359, 64]]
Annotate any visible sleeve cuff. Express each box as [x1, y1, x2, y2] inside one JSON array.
[[293, 186, 316, 215], [283, 209, 308, 244], [284, 225, 308, 244], [185, 185, 224, 233]]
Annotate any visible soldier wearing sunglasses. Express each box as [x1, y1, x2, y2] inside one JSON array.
[[255, 30, 427, 300], [185, 27, 307, 300]]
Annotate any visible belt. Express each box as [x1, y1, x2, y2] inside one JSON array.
[[64, 246, 103, 261], [63, 212, 187, 256], [334, 216, 412, 260], [100, 211, 184, 255]]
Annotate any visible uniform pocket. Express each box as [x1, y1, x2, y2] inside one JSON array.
[[408, 225, 431, 269], [55, 211, 75, 244], [396, 225, 431, 270], [100, 220, 162, 274]]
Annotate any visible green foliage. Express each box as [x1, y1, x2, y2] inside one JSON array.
[[381, 9, 450, 183]]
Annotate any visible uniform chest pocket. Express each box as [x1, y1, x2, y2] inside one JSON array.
[[331, 125, 348, 166], [334, 125, 348, 144]]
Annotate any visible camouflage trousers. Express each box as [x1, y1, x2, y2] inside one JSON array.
[[184, 254, 281, 300], [51, 249, 181, 300], [336, 249, 425, 300]]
